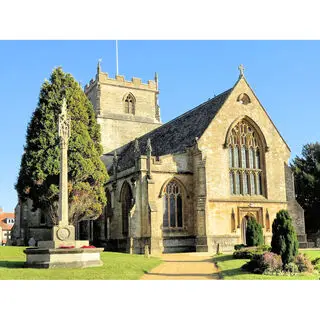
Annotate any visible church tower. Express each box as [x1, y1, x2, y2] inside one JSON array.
[[84, 61, 162, 153]]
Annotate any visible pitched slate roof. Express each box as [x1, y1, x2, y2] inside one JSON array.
[[104, 88, 232, 174]]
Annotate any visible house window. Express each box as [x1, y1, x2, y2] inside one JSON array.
[[163, 181, 183, 229], [124, 93, 135, 114], [228, 119, 265, 195]]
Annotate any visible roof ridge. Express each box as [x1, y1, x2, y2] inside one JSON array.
[[149, 87, 232, 134]]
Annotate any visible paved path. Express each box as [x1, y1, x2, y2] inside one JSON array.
[[140, 252, 220, 280]]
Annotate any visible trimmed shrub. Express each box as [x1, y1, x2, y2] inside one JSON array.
[[233, 247, 262, 259], [234, 244, 246, 251], [246, 217, 264, 246], [284, 262, 299, 275], [258, 244, 271, 252], [271, 210, 299, 265], [294, 254, 314, 273], [241, 254, 263, 273]]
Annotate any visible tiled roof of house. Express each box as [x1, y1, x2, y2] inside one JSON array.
[[0, 212, 15, 231], [103, 88, 232, 174]]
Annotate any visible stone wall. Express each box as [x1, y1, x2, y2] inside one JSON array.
[[85, 72, 161, 154], [98, 117, 161, 154]]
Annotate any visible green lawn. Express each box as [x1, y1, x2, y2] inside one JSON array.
[[213, 250, 320, 280], [0, 246, 162, 280]]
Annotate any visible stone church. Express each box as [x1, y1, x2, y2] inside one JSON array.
[[12, 63, 307, 254]]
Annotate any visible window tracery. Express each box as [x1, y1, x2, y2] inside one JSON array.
[[228, 120, 264, 196], [124, 93, 135, 114], [163, 180, 183, 229]]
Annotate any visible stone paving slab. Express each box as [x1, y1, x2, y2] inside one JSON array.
[[140, 253, 220, 280]]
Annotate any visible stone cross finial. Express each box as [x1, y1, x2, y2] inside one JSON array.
[[238, 64, 245, 78]]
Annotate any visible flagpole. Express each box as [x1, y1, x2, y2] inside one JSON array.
[[116, 40, 119, 76]]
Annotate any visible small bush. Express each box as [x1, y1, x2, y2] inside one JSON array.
[[258, 244, 271, 252], [233, 245, 270, 259], [241, 254, 263, 273], [295, 254, 314, 273], [260, 252, 283, 274], [242, 252, 283, 274], [284, 262, 299, 275], [234, 244, 246, 251]]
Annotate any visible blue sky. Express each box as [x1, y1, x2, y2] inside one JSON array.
[[1, 40, 320, 212]]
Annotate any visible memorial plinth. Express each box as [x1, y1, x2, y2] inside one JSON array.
[[24, 98, 103, 268], [24, 247, 104, 268]]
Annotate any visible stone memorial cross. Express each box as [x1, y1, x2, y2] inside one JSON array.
[[58, 97, 71, 226]]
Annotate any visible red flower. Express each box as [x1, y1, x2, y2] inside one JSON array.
[[81, 245, 96, 249]]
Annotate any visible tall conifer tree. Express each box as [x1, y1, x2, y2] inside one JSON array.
[[16, 67, 109, 225], [245, 216, 264, 246], [291, 142, 320, 232], [271, 210, 299, 265]]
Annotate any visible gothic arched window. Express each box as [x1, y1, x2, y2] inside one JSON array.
[[120, 182, 133, 237], [228, 119, 265, 196], [163, 180, 183, 229], [124, 93, 135, 114]]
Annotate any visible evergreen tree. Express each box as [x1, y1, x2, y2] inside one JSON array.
[[271, 210, 299, 265], [291, 143, 320, 233], [246, 216, 264, 246], [15, 67, 109, 225]]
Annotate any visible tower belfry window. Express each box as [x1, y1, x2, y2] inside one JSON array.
[[124, 93, 135, 114]]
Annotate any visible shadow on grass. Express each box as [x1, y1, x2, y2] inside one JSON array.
[[162, 259, 213, 263], [212, 255, 235, 263], [219, 267, 251, 278], [0, 261, 25, 269]]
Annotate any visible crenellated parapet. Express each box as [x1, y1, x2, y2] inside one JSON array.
[[84, 72, 158, 94]]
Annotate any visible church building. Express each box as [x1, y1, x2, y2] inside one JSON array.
[[12, 63, 307, 254]]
